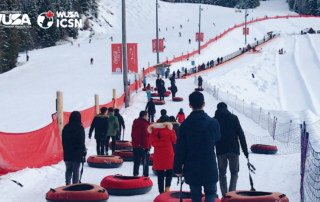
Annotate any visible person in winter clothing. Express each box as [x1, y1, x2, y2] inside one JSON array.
[[214, 102, 248, 196], [207, 61, 210, 68], [62, 111, 86, 185], [198, 76, 203, 89], [174, 92, 221, 202], [142, 76, 147, 88], [157, 109, 168, 123], [156, 77, 161, 88], [176, 108, 185, 123], [106, 108, 119, 154], [198, 65, 201, 71], [158, 83, 166, 101], [27, 55, 29, 61], [114, 109, 125, 141], [145, 98, 156, 122], [89, 107, 109, 155], [146, 84, 152, 101], [217, 57, 220, 64], [165, 69, 169, 79], [220, 57, 223, 63], [169, 76, 175, 86], [185, 68, 187, 75], [170, 83, 178, 98], [131, 111, 151, 177], [149, 116, 177, 193], [210, 60, 214, 67], [90, 58, 93, 65], [177, 69, 180, 78], [160, 78, 165, 86], [89, 39, 91, 43], [179, 32, 181, 37], [180, 25, 182, 28], [172, 71, 176, 79], [170, 116, 180, 150], [201, 63, 205, 71], [189, 39, 191, 44]]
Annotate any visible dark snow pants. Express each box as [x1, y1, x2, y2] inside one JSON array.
[[190, 184, 217, 202], [106, 136, 116, 153], [172, 92, 176, 98], [217, 153, 239, 196], [148, 113, 155, 122], [159, 94, 164, 101], [65, 161, 81, 185], [96, 138, 105, 155], [133, 148, 150, 177], [156, 169, 173, 194]]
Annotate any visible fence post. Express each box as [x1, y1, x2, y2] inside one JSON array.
[[166, 57, 168, 62], [57, 91, 63, 138], [173, 55, 175, 61], [113, 89, 117, 109], [135, 74, 138, 93], [148, 62, 150, 74], [258, 107, 262, 125], [272, 117, 277, 140], [193, 49, 195, 57], [138, 74, 141, 88], [95, 94, 99, 114], [287, 120, 292, 145]]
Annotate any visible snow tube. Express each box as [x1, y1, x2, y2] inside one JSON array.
[[221, 190, 288, 202], [151, 93, 159, 97], [153, 169, 178, 178], [165, 91, 171, 94], [164, 91, 171, 97], [195, 88, 204, 91], [109, 140, 132, 150], [250, 144, 278, 154], [87, 155, 123, 168], [100, 175, 153, 196], [154, 191, 221, 202], [168, 87, 171, 90], [154, 87, 158, 91], [46, 183, 109, 202], [112, 150, 134, 161], [154, 100, 166, 105], [172, 97, 183, 102]]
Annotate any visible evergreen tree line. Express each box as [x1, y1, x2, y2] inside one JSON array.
[[287, 0, 320, 15], [0, 0, 99, 73], [160, 0, 260, 9]]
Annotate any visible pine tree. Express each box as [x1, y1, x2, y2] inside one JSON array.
[[307, 0, 318, 15]]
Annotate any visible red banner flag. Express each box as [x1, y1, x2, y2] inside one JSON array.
[[127, 43, 138, 73], [152, 39, 164, 53], [196, 33, 204, 42], [112, 44, 122, 74], [243, 28, 249, 35]]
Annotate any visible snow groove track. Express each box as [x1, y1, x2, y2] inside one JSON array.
[[277, 36, 315, 113], [294, 35, 320, 116]]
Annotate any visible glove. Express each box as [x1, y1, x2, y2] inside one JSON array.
[[244, 151, 249, 159], [144, 148, 150, 153]]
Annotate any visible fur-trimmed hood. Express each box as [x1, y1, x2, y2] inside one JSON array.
[[95, 114, 109, 118], [148, 122, 173, 133]]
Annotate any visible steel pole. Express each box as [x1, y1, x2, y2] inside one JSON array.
[[198, 5, 201, 54], [245, 9, 247, 45], [122, 0, 129, 107], [156, 0, 160, 64]]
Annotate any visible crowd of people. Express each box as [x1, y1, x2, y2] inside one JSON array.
[[62, 88, 249, 201]]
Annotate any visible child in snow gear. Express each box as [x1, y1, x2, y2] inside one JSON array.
[[177, 69, 180, 78], [174, 92, 221, 201], [149, 116, 177, 193], [214, 102, 248, 196], [131, 111, 150, 177], [198, 76, 203, 89], [145, 98, 156, 122], [62, 111, 86, 185], [170, 83, 178, 98], [27, 55, 29, 62], [90, 58, 93, 65], [176, 108, 185, 123], [114, 109, 125, 141], [106, 108, 119, 154], [89, 107, 109, 155], [146, 84, 152, 101], [143, 76, 147, 88]]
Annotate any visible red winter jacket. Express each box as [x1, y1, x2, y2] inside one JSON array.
[[176, 112, 185, 123], [148, 122, 177, 170], [131, 117, 151, 149]]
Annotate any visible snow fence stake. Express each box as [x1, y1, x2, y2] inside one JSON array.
[[113, 89, 117, 109], [258, 107, 262, 125], [287, 120, 292, 145], [95, 94, 99, 114]]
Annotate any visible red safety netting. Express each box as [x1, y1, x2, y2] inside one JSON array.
[[1, 14, 319, 176]]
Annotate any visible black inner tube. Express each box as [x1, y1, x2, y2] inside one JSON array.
[[170, 192, 204, 199], [114, 176, 140, 180], [236, 191, 273, 196], [63, 184, 94, 191]]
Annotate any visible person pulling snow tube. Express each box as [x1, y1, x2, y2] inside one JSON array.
[[250, 144, 278, 154], [46, 183, 109, 202], [109, 140, 132, 150], [154, 100, 166, 105], [100, 175, 153, 196], [112, 150, 134, 161], [151, 93, 159, 97], [87, 155, 123, 168], [221, 190, 288, 202], [172, 97, 183, 102], [164, 91, 171, 97], [153, 191, 221, 202], [195, 88, 204, 91]]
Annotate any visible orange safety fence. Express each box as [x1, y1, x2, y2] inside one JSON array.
[[1, 14, 319, 176]]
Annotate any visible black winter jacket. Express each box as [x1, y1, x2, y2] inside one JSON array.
[[62, 123, 86, 162], [174, 110, 221, 186], [214, 108, 248, 156], [145, 100, 156, 115], [158, 85, 166, 95], [89, 114, 109, 140], [198, 77, 203, 86], [115, 112, 125, 132], [171, 85, 178, 94]]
